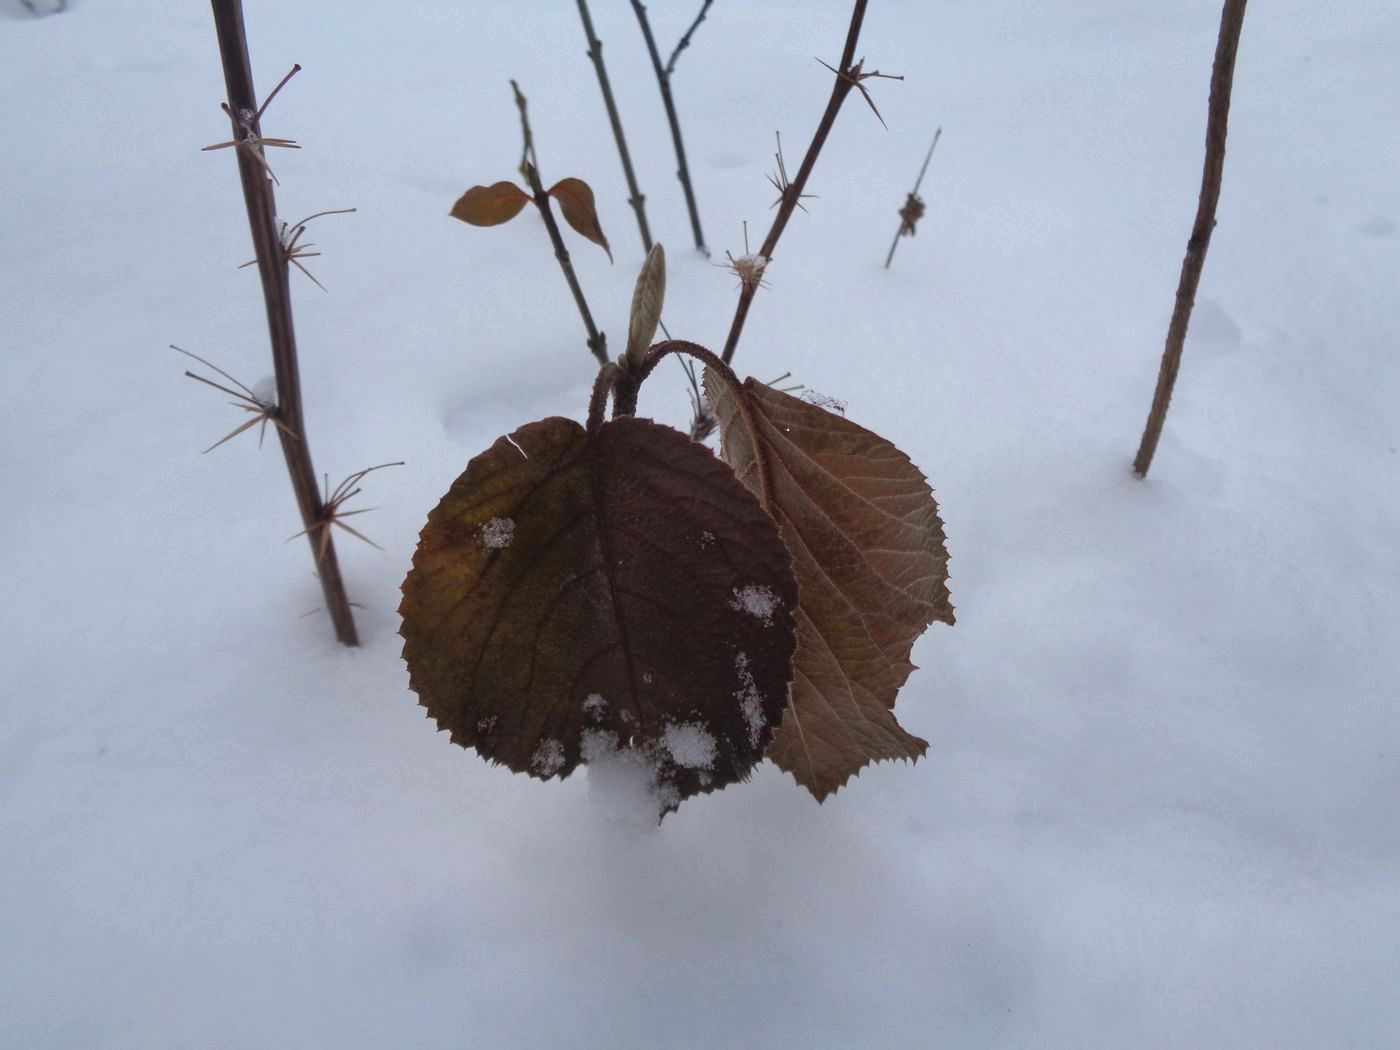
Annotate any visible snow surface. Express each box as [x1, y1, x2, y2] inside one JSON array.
[[3, 0, 1400, 1047]]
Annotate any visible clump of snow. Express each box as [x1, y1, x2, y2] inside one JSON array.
[[250, 375, 278, 408], [530, 738, 564, 777], [579, 730, 673, 827], [480, 517, 514, 550], [660, 723, 717, 770], [801, 389, 847, 416], [729, 583, 782, 626], [734, 652, 766, 747], [699, 530, 716, 548], [475, 715, 497, 734], [581, 693, 607, 720]]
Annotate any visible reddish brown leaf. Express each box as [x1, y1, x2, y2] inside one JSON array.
[[547, 177, 612, 261], [399, 415, 797, 815], [450, 181, 532, 226], [705, 374, 954, 801]]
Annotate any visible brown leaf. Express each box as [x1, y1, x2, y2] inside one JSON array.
[[450, 181, 532, 226], [399, 415, 797, 816], [705, 375, 954, 801], [547, 177, 612, 261]]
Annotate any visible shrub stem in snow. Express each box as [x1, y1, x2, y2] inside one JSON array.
[[1133, 0, 1248, 478], [576, 0, 654, 254]]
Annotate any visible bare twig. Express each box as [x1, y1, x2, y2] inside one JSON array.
[[207, 0, 361, 645], [721, 0, 893, 365], [511, 80, 609, 366], [885, 127, 940, 269], [630, 0, 708, 254], [575, 0, 653, 253], [1133, 0, 1248, 478], [666, 0, 713, 76]]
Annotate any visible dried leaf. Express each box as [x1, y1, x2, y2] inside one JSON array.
[[626, 243, 666, 368], [399, 415, 797, 815], [705, 375, 954, 801], [450, 181, 532, 226], [548, 177, 612, 262]]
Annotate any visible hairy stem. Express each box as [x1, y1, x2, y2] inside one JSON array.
[[721, 0, 871, 364], [209, 0, 358, 646], [611, 337, 739, 420], [630, 0, 707, 254], [512, 80, 609, 367], [576, 0, 653, 253], [1133, 0, 1248, 478]]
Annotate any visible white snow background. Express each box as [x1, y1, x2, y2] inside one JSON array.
[[3, 0, 1399, 1046]]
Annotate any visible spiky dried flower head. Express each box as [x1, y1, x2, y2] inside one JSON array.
[[897, 193, 926, 237]]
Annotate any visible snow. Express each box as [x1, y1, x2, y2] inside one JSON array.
[[250, 374, 278, 407], [3, 1, 1399, 1048], [530, 738, 565, 778], [660, 723, 718, 770], [728, 583, 781, 626], [582, 692, 608, 719], [480, 516, 514, 550], [733, 652, 768, 748]]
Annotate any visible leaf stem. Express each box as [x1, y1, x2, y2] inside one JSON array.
[[721, 0, 873, 365], [208, 0, 359, 646], [1133, 0, 1247, 478], [511, 80, 609, 367], [575, 0, 653, 253]]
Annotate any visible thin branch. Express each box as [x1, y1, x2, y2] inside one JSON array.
[[1133, 0, 1248, 478], [630, 0, 708, 254], [511, 80, 609, 366], [721, 0, 889, 365], [576, 0, 654, 252], [666, 0, 714, 76], [885, 127, 940, 269], [207, 0, 361, 645]]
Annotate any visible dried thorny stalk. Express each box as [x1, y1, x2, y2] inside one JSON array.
[[721, 0, 896, 365], [512, 80, 609, 366], [171, 344, 298, 453], [766, 132, 818, 213], [239, 208, 357, 291], [885, 127, 941, 269], [815, 56, 903, 130], [630, 0, 710, 254], [288, 462, 404, 564], [200, 62, 303, 185], [207, 0, 370, 646]]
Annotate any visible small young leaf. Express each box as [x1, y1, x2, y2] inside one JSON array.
[[705, 374, 955, 801], [450, 181, 532, 226], [626, 244, 666, 368], [399, 415, 797, 815], [548, 177, 612, 261]]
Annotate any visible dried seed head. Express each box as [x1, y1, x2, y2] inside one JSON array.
[[898, 193, 926, 237], [724, 252, 770, 293]]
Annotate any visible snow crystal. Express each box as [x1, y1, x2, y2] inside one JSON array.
[[481, 517, 514, 550], [530, 738, 565, 777], [250, 375, 277, 408], [734, 652, 766, 747], [476, 715, 497, 734], [582, 693, 607, 719], [699, 531, 716, 548], [729, 583, 782, 626], [661, 723, 717, 770]]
